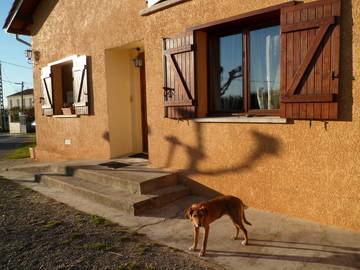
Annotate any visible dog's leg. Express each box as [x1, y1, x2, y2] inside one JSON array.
[[189, 226, 199, 251], [238, 222, 248, 246], [232, 224, 240, 240], [199, 226, 209, 257], [228, 211, 241, 240]]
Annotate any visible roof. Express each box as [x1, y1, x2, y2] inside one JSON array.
[[3, 0, 41, 35], [7, 88, 34, 98]]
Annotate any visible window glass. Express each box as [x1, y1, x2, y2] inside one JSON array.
[[210, 33, 243, 112], [250, 25, 280, 110]]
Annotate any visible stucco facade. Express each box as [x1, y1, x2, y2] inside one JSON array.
[[7, 0, 359, 231]]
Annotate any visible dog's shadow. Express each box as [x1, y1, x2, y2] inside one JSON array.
[[139, 195, 209, 219], [205, 239, 360, 269]]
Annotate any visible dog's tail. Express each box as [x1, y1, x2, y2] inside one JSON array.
[[241, 204, 252, 226]]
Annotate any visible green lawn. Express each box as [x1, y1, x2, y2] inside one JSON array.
[[2, 139, 36, 160]]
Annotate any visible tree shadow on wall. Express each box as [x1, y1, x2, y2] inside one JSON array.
[[162, 117, 281, 180]]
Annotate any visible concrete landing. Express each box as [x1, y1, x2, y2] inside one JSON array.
[[1, 159, 360, 270]]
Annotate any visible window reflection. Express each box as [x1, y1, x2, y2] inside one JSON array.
[[211, 33, 243, 112], [250, 25, 281, 110]]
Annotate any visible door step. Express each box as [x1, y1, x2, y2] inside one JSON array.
[[36, 162, 189, 215]]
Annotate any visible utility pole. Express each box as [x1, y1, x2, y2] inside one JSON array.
[[0, 61, 5, 131], [20, 81, 24, 112]]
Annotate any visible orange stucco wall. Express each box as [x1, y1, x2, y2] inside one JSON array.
[[31, 0, 359, 231]]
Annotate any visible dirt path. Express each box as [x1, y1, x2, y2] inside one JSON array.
[[0, 177, 225, 270]]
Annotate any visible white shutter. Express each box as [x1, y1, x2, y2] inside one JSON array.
[[72, 55, 89, 115], [147, 0, 163, 7], [40, 66, 54, 116]]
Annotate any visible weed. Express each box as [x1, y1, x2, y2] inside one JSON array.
[[139, 246, 150, 254], [116, 235, 130, 242], [70, 232, 82, 240], [128, 261, 140, 270], [168, 246, 181, 252], [128, 230, 142, 236], [90, 214, 105, 225], [145, 264, 156, 270], [37, 220, 46, 225], [59, 239, 71, 245], [12, 194, 22, 198], [43, 221, 61, 229], [94, 242, 106, 250], [103, 220, 114, 226]]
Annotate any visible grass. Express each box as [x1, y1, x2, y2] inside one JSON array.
[[42, 220, 61, 230], [2, 140, 36, 160], [94, 242, 106, 250], [90, 214, 106, 225]]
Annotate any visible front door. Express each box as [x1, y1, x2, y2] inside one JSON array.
[[139, 52, 148, 153]]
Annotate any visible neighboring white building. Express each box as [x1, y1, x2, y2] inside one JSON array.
[[7, 88, 34, 133], [7, 88, 34, 109]]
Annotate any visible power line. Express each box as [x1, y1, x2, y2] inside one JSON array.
[[0, 60, 32, 70], [3, 79, 32, 86]]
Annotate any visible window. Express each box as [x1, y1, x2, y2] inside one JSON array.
[[163, 0, 340, 120], [16, 99, 20, 107], [40, 55, 89, 116], [9, 100, 13, 108], [208, 24, 281, 115]]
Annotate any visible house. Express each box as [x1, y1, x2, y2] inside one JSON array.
[[7, 88, 34, 109], [3, 0, 359, 232], [6, 88, 34, 133]]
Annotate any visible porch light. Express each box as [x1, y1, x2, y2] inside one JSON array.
[[24, 49, 40, 64], [133, 48, 143, 67]]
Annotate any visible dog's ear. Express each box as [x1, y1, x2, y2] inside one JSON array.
[[199, 206, 208, 215], [184, 207, 193, 219]]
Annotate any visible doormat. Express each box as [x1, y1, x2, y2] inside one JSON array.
[[128, 153, 149, 159], [98, 161, 130, 169]]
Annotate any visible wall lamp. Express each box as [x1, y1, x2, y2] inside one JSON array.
[[132, 48, 143, 68]]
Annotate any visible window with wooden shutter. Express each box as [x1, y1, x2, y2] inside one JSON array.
[[280, 0, 340, 120], [40, 66, 54, 116], [72, 55, 89, 115], [163, 32, 196, 119]]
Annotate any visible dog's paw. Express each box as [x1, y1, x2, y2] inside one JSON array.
[[232, 236, 238, 240], [241, 240, 248, 246], [199, 250, 206, 257], [189, 246, 196, 251]]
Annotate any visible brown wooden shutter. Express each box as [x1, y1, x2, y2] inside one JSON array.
[[163, 32, 196, 119], [280, 0, 340, 120], [40, 66, 54, 116], [72, 55, 89, 115]]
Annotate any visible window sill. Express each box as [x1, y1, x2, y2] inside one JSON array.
[[140, 0, 191, 16], [53, 115, 79, 118], [192, 116, 287, 124]]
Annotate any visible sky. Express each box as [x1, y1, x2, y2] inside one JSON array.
[[0, 0, 34, 108]]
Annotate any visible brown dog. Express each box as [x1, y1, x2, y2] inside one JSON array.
[[184, 195, 251, 256]]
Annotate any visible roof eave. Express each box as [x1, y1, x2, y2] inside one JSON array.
[[3, 0, 25, 33]]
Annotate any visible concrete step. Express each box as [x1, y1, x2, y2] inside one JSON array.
[[38, 174, 190, 215], [67, 167, 178, 195]]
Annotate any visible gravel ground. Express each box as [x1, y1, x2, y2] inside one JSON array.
[[0, 177, 225, 270]]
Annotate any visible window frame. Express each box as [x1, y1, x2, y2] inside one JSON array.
[[40, 55, 90, 116], [164, 0, 341, 121], [206, 17, 281, 117]]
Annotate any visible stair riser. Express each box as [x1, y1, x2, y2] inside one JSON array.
[[134, 187, 190, 215], [72, 169, 140, 194], [72, 169, 178, 195], [139, 175, 178, 194], [40, 176, 135, 215]]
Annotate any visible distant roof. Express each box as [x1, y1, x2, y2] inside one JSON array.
[[3, 0, 41, 35], [7, 88, 34, 97]]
